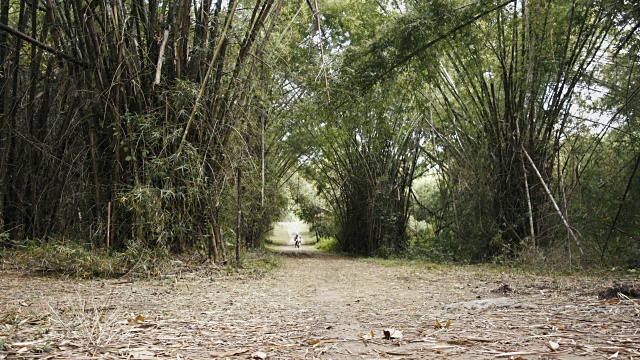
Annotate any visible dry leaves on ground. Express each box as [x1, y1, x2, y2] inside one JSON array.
[[1, 249, 639, 359]]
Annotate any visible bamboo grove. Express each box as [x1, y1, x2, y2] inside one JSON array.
[[1, 0, 639, 266], [293, 0, 640, 264], [0, 0, 301, 260]]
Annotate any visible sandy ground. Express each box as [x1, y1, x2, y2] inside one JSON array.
[[0, 246, 639, 359]]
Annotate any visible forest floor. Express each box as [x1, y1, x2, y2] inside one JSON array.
[[1, 227, 639, 359]]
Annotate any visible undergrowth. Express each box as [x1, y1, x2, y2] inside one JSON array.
[[5, 239, 131, 278], [1, 238, 283, 279], [242, 248, 280, 273], [315, 237, 339, 252]]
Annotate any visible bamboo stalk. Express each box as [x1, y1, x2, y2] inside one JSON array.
[[176, 0, 240, 155], [522, 154, 536, 248], [236, 168, 242, 266], [261, 110, 265, 207], [153, 27, 170, 87], [106, 201, 111, 249], [522, 148, 583, 254]]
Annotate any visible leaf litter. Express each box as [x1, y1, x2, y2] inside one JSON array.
[[0, 251, 638, 359]]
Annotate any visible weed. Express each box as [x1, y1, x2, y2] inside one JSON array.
[[46, 290, 123, 353]]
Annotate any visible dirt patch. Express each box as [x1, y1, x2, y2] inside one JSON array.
[[1, 250, 639, 359]]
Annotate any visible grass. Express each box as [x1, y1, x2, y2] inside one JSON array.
[[3, 238, 174, 279], [6, 239, 126, 278], [242, 248, 282, 273], [1, 236, 288, 281]]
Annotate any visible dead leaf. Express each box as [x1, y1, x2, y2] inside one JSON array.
[[547, 340, 560, 351], [210, 348, 249, 358], [373, 348, 387, 356], [252, 351, 267, 359], [129, 350, 156, 359], [127, 314, 145, 324], [308, 339, 321, 345], [383, 328, 402, 340], [384, 350, 413, 356]]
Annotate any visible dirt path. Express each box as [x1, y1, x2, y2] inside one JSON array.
[[1, 248, 639, 359]]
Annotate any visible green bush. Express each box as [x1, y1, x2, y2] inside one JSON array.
[[315, 237, 340, 252]]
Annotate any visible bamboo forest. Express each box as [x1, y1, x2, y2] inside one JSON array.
[[1, 1, 640, 358]]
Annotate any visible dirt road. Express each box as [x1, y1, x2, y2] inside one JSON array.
[[1, 247, 639, 359]]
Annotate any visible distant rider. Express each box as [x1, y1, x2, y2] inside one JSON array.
[[294, 234, 301, 248]]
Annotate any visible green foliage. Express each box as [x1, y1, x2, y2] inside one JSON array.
[[315, 237, 340, 253], [288, 174, 335, 240], [315, 0, 639, 267], [2, 0, 639, 270], [0, 0, 291, 267], [300, 79, 424, 256], [566, 132, 640, 267]]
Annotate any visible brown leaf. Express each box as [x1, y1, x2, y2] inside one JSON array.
[[210, 348, 249, 358], [373, 348, 387, 356], [127, 314, 145, 324]]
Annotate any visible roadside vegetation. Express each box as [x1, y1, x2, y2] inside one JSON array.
[[0, 0, 639, 275]]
